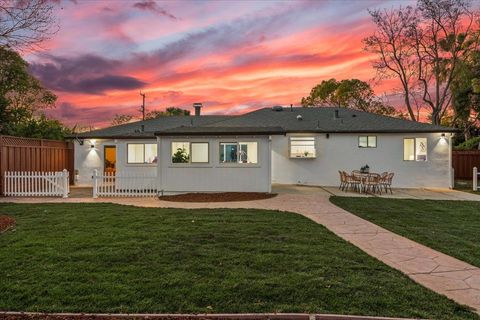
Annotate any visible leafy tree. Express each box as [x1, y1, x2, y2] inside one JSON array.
[[172, 148, 189, 163], [145, 107, 190, 119], [111, 114, 134, 126], [0, 47, 68, 139], [301, 78, 402, 117], [450, 50, 480, 140], [14, 113, 71, 140], [364, 0, 480, 124]]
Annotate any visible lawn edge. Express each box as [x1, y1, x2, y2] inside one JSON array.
[[0, 311, 424, 320]]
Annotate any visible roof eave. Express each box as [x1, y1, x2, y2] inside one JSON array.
[[284, 128, 459, 134], [66, 134, 156, 140], [154, 130, 286, 136]]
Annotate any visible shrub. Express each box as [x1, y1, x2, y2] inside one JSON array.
[[455, 136, 480, 150]]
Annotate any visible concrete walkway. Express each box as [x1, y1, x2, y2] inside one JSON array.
[[1, 185, 480, 312]]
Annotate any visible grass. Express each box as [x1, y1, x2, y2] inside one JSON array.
[[0, 203, 478, 319], [330, 197, 480, 269]]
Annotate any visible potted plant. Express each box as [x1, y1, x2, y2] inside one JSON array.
[[360, 165, 370, 173]]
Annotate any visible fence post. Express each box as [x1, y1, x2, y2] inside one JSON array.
[[474, 167, 478, 191], [62, 169, 68, 198], [93, 169, 98, 198]]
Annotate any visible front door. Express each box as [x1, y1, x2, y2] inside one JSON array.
[[104, 146, 116, 174]]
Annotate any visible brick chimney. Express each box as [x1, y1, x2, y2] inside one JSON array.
[[193, 103, 202, 116]]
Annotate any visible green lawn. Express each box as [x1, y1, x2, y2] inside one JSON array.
[[330, 197, 480, 269], [0, 203, 478, 319]]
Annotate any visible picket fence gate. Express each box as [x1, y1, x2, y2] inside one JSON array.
[[92, 170, 158, 198], [3, 170, 69, 198]]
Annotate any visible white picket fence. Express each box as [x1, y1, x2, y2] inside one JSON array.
[[474, 167, 479, 191], [4, 170, 69, 198], [92, 170, 158, 198]]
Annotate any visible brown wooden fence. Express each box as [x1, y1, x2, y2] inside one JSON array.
[[452, 150, 480, 179], [0, 135, 74, 195]]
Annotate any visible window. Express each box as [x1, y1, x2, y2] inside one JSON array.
[[290, 137, 316, 158], [404, 138, 427, 161], [359, 136, 377, 148], [127, 143, 157, 164], [191, 143, 209, 163], [220, 142, 258, 164], [171, 142, 209, 163]]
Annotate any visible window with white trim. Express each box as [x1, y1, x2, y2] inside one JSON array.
[[127, 143, 157, 164], [404, 138, 427, 161], [290, 137, 316, 158], [171, 142, 209, 163], [219, 142, 258, 164], [359, 136, 377, 148]]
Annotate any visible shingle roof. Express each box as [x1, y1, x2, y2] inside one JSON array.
[[156, 126, 285, 136], [72, 116, 232, 139], [203, 107, 456, 134], [71, 107, 456, 139]]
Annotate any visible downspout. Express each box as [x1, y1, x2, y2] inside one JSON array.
[[156, 136, 163, 196], [448, 133, 453, 189], [268, 135, 272, 193]]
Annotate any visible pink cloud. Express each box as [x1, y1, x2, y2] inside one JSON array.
[[27, 0, 415, 127]]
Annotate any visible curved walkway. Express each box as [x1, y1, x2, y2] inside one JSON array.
[[1, 186, 480, 313]]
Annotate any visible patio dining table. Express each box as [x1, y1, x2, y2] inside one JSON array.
[[350, 171, 383, 194]]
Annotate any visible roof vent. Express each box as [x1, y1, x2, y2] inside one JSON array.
[[272, 105, 283, 112], [297, 114, 303, 121], [334, 109, 340, 119], [141, 124, 145, 132]]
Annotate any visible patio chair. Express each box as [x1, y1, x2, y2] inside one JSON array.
[[363, 173, 382, 194], [380, 172, 394, 194], [338, 171, 348, 190], [346, 171, 362, 192]]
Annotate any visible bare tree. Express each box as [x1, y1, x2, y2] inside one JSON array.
[[0, 0, 58, 51], [364, 0, 480, 125]]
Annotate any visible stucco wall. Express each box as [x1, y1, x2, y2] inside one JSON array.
[[271, 132, 452, 188], [74, 138, 157, 186], [158, 136, 271, 193], [75, 132, 451, 190]]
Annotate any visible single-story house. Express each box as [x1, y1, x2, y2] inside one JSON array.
[[72, 104, 456, 193]]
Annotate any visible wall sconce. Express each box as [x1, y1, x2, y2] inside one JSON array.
[[90, 139, 96, 148]]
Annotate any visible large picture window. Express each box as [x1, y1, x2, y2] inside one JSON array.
[[127, 143, 157, 164], [220, 142, 258, 164], [171, 142, 209, 163], [404, 138, 427, 161], [290, 137, 316, 158], [358, 136, 377, 148]]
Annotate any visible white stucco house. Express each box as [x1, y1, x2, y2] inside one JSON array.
[[72, 105, 456, 193]]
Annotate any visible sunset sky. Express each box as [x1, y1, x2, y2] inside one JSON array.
[[26, 0, 414, 128]]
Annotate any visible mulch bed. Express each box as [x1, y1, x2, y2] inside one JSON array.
[[0, 215, 15, 233], [159, 192, 277, 202]]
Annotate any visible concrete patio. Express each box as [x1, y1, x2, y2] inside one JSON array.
[[1, 184, 480, 313], [273, 184, 480, 201]]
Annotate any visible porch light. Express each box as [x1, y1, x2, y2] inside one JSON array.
[[90, 139, 96, 148]]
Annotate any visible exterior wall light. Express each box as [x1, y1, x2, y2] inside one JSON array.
[[90, 139, 96, 148]]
